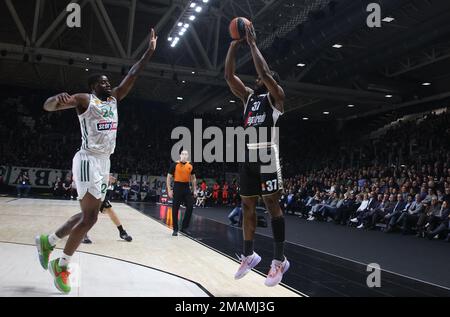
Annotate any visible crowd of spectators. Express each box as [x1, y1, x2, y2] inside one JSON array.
[[1, 87, 449, 242]]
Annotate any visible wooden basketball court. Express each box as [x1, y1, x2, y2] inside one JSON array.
[[0, 197, 299, 297]]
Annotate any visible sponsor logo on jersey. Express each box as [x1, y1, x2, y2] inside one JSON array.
[[97, 120, 118, 131], [245, 111, 266, 127]]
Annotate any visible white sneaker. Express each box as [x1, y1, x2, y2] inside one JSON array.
[[350, 217, 358, 223], [264, 258, 290, 287], [234, 252, 261, 280], [357, 224, 364, 229], [307, 216, 315, 221]]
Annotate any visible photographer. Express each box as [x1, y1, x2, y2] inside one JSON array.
[[16, 170, 31, 198]]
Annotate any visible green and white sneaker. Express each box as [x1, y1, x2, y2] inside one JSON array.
[[35, 234, 54, 270], [49, 259, 71, 294]]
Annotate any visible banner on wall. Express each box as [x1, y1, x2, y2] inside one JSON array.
[[2, 166, 71, 189], [0, 166, 218, 190]]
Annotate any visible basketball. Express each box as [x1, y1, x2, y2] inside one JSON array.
[[229, 17, 252, 40]]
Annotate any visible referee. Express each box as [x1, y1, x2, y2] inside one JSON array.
[[166, 150, 197, 236]]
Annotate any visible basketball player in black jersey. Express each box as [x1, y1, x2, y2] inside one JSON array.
[[225, 24, 289, 287]]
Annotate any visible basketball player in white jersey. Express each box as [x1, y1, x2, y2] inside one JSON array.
[[35, 29, 158, 294]]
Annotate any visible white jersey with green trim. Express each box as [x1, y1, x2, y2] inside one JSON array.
[[78, 94, 118, 156]]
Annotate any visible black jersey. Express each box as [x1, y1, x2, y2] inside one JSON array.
[[243, 91, 283, 151]]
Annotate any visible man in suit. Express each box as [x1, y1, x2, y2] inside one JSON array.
[[426, 200, 449, 240], [358, 193, 383, 229], [334, 193, 358, 225], [385, 194, 407, 232], [398, 194, 423, 234], [416, 196, 440, 238], [371, 193, 395, 229]]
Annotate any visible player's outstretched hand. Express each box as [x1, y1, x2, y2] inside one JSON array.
[[149, 28, 158, 51]]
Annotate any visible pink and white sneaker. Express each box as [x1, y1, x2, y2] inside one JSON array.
[[264, 258, 290, 287], [234, 252, 262, 280]]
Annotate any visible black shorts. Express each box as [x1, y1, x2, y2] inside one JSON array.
[[239, 161, 283, 197], [100, 199, 112, 212]]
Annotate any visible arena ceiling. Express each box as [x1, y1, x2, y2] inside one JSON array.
[[1, 0, 450, 121]]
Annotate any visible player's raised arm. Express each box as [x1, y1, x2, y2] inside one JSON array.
[[112, 28, 158, 101], [43, 93, 89, 113], [245, 25, 285, 112], [224, 40, 252, 105]]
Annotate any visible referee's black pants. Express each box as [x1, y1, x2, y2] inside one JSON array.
[[172, 184, 194, 232]]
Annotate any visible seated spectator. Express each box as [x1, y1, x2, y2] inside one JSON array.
[[70, 177, 78, 200], [398, 194, 423, 234], [130, 181, 140, 201], [284, 190, 296, 214], [141, 182, 150, 201], [228, 204, 242, 226], [314, 192, 340, 221], [358, 193, 383, 229], [384, 194, 407, 232], [16, 171, 31, 198], [426, 200, 449, 240], [122, 182, 131, 202], [416, 197, 440, 238], [62, 176, 72, 199], [334, 193, 359, 225], [349, 193, 369, 224], [53, 177, 64, 197], [371, 194, 396, 228], [307, 192, 332, 221]]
